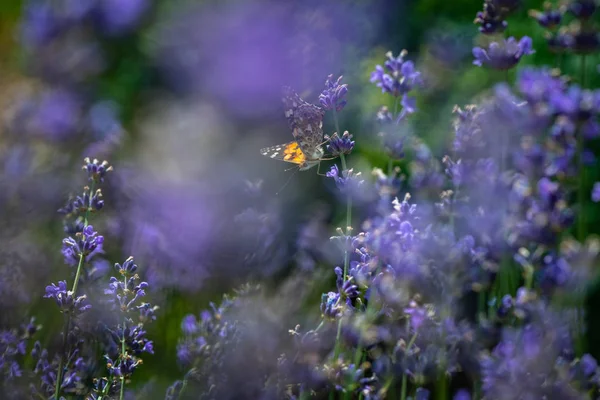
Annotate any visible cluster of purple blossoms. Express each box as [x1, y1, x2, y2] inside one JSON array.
[[529, 2, 563, 29], [370, 50, 423, 115], [319, 74, 349, 112], [93, 257, 157, 397], [326, 131, 355, 157], [29, 330, 90, 398], [0, 158, 159, 398], [475, 0, 522, 34], [0, 319, 39, 385], [473, 36, 535, 70], [166, 284, 282, 400], [481, 288, 600, 399], [251, 4, 600, 398], [531, 0, 600, 54], [370, 50, 425, 167]]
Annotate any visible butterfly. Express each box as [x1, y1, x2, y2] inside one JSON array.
[[260, 87, 329, 171]]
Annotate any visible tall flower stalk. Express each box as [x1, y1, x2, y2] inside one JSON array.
[[52, 158, 111, 398], [321, 75, 353, 361]]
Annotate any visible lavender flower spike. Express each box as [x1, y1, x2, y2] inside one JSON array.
[[326, 131, 355, 156], [82, 157, 113, 183], [370, 50, 422, 113], [319, 74, 348, 111], [473, 36, 535, 70]]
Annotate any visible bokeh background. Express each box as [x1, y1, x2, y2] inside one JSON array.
[[2, 0, 600, 394]]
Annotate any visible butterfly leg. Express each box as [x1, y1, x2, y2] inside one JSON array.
[[316, 161, 329, 177]]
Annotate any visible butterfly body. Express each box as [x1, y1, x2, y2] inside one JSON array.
[[260, 141, 324, 170], [261, 87, 327, 171]]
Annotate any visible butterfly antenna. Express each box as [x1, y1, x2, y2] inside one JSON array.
[[276, 167, 300, 196]]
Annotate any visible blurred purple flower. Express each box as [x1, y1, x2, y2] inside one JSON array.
[[94, 0, 149, 35], [31, 88, 82, 141], [529, 4, 562, 29], [415, 387, 431, 400], [0, 319, 39, 381], [580, 353, 599, 376], [453, 389, 471, 400], [568, 0, 598, 19], [475, 2, 508, 34], [404, 300, 429, 331], [473, 36, 534, 70], [154, 1, 371, 117], [326, 165, 364, 196], [517, 67, 565, 105], [87, 101, 122, 140], [20, 1, 60, 49], [592, 182, 600, 202]]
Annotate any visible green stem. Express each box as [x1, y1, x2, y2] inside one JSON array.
[[54, 181, 96, 399], [477, 288, 486, 323], [524, 263, 534, 290], [577, 54, 587, 242], [473, 379, 481, 400], [573, 54, 588, 357], [332, 108, 342, 139], [400, 332, 418, 400], [437, 371, 448, 400], [314, 320, 325, 333], [71, 181, 95, 295], [332, 109, 352, 375], [176, 379, 189, 400], [119, 275, 128, 400], [53, 318, 70, 400], [388, 97, 401, 175]]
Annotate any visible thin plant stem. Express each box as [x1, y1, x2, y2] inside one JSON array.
[[177, 380, 189, 400], [314, 320, 325, 333], [388, 97, 401, 176], [119, 274, 128, 400], [400, 332, 418, 400], [54, 180, 95, 399], [71, 181, 95, 295], [119, 320, 126, 400], [478, 287, 486, 322], [577, 54, 587, 242], [574, 54, 588, 356], [332, 108, 352, 366]]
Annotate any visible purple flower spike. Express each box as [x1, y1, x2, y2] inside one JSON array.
[[326, 131, 355, 156], [370, 50, 422, 112], [473, 36, 535, 70], [44, 281, 91, 315], [326, 165, 364, 196], [475, 2, 508, 34], [320, 292, 342, 320], [568, 0, 598, 20], [529, 3, 562, 29], [319, 74, 348, 111], [61, 225, 105, 265], [82, 157, 113, 183]]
